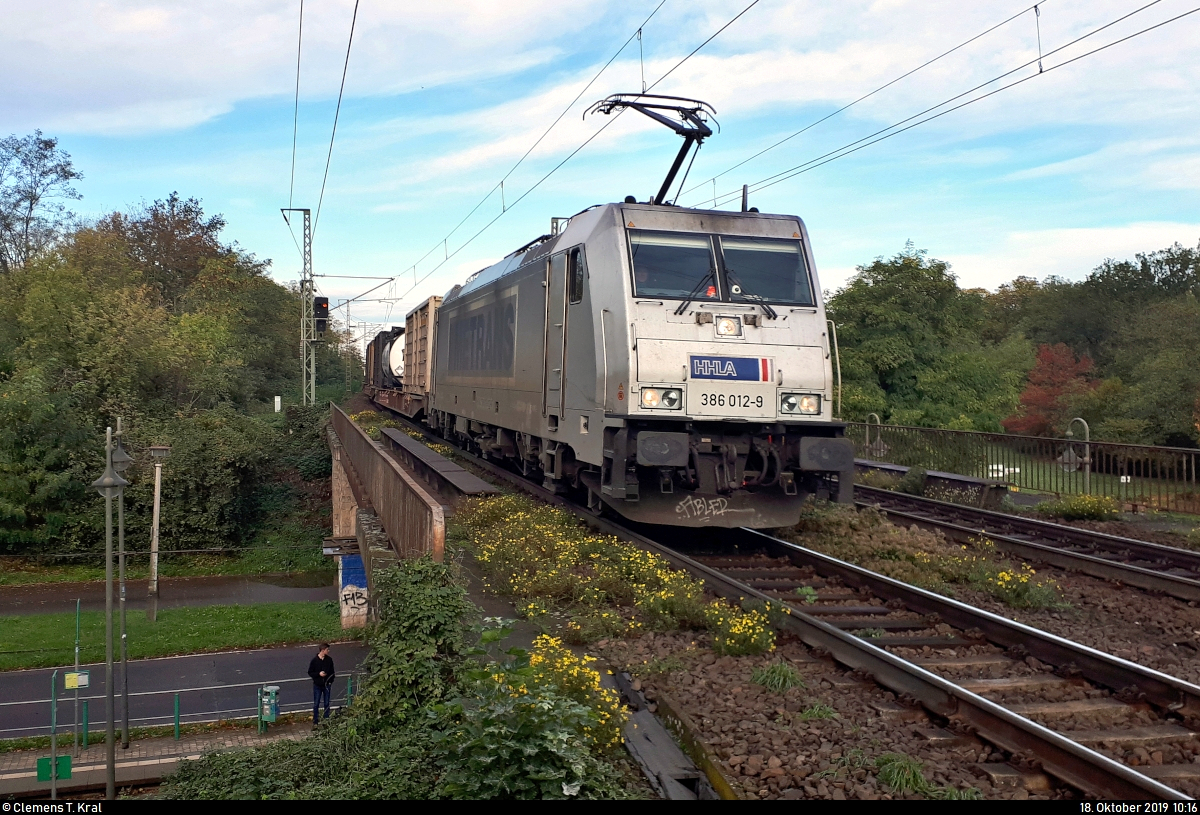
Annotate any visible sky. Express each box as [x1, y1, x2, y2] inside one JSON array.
[[4, 0, 1200, 350]]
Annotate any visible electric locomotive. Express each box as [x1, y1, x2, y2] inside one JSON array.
[[366, 95, 853, 528]]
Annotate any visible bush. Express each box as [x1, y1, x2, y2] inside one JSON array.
[[436, 679, 626, 800], [349, 410, 402, 440], [296, 448, 332, 481], [161, 555, 471, 800], [526, 635, 625, 749], [855, 469, 901, 490], [436, 635, 629, 799], [161, 719, 437, 799], [968, 560, 1063, 609], [459, 494, 709, 638], [704, 601, 775, 656], [896, 467, 928, 496], [1036, 494, 1120, 521], [352, 556, 474, 725]]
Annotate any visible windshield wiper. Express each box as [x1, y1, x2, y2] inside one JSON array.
[[725, 268, 777, 319], [673, 267, 717, 315]]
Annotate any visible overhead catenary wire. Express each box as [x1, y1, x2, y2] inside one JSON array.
[[338, 0, 765, 315], [331, 0, 672, 313], [288, 0, 304, 212], [282, 0, 308, 261], [680, 0, 1055, 201], [313, 0, 360, 238], [702, 0, 1184, 210]]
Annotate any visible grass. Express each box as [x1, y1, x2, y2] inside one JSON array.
[[874, 752, 982, 799], [796, 703, 837, 720], [750, 661, 805, 693], [639, 654, 687, 676], [0, 602, 349, 671]]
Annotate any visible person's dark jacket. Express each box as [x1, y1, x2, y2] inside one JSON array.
[[308, 654, 335, 688]]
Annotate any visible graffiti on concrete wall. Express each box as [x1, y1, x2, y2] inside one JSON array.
[[338, 554, 368, 628]]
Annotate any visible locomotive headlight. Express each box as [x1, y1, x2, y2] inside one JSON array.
[[640, 388, 682, 409], [715, 316, 742, 337], [781, 393, 821, 415]]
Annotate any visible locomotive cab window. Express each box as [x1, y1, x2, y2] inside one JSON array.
[[629, 231, 718, 300], [568, 247, 585, 304], [718, 236, 814, 306]]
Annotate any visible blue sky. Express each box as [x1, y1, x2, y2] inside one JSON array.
[[4, 0, 1200, 348]]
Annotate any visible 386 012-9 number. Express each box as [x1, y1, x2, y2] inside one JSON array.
[[700, 392, 764, 409]]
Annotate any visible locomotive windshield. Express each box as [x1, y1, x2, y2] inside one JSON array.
[[628, 229, 814, 305], [718, 236, 814, 306], [629, 231, 718, 300]]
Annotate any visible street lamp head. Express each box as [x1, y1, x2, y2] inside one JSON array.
[[148, 445, 172, 460], [111, 441, 133, 473], [91, 462, 128, 498]]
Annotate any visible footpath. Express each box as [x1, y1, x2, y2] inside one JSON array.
[[0, 721, 311, 797]]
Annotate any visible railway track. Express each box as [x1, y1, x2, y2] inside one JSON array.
[[373, 409, 1200, 799], [855, 486, 1200, 603]]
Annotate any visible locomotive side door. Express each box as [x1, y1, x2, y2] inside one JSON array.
[[543, 252, 568, 419]]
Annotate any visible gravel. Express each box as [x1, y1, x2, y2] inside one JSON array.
[[596, 631, 1071, 800]]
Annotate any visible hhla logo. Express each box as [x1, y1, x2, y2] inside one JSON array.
[[693, 359, 737, 377]]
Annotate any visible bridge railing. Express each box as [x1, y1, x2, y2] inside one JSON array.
[[846, 421, 1200, 515], [330, 403, 445, 561]]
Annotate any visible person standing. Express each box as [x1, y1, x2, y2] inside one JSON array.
[[308, 643, 335, 727]]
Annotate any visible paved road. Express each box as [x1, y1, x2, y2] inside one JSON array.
[[0, 573, 336, 616], [0, 642, 369, 737]]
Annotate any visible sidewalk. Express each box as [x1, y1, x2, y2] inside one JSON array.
[[0, 721, 311, 798]]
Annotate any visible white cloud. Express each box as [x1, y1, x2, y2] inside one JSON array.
[[944, 222, 1200, 290], [0, 0, 612, 134]]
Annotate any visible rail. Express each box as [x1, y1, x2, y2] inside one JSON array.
[[330, 403, 445, 561], [848, 420, 1200, 514], [856, 486, 1200, 602], [397, 419, 1195, 798]]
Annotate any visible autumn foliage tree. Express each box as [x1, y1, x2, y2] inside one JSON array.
[[1002, 343, 1095, 437]]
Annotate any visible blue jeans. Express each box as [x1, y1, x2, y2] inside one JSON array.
[[313, 683, 331, 723]]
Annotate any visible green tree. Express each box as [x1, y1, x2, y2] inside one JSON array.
[[828, 243, 1028, 430]]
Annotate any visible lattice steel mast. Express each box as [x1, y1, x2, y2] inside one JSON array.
[[282, 208, 316, 405]]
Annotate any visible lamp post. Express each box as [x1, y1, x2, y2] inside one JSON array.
[[91, 428, 127, 801], [147, 446, 171, 622], [1066, 417, 1092, 495], [111, 420, 132, 750]]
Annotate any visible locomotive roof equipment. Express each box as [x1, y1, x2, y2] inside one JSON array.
[[586, 94, 717, 206]]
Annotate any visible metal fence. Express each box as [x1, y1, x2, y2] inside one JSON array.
[[330, 403, 445, 561], [846, 421, 1200, 515], [0, 675, 358, 738]]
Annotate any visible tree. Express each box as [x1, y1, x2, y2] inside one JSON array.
[[97, 192, 226, 311], [827, 243, 1026, 429], [1002, 343, 1095, 437], [0, 131, 82, 274]]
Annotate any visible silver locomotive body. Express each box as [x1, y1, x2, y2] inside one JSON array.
[[422, 201, 853, 528]]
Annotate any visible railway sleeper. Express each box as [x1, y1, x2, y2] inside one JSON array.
[[392, 412, 1200, 798]]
